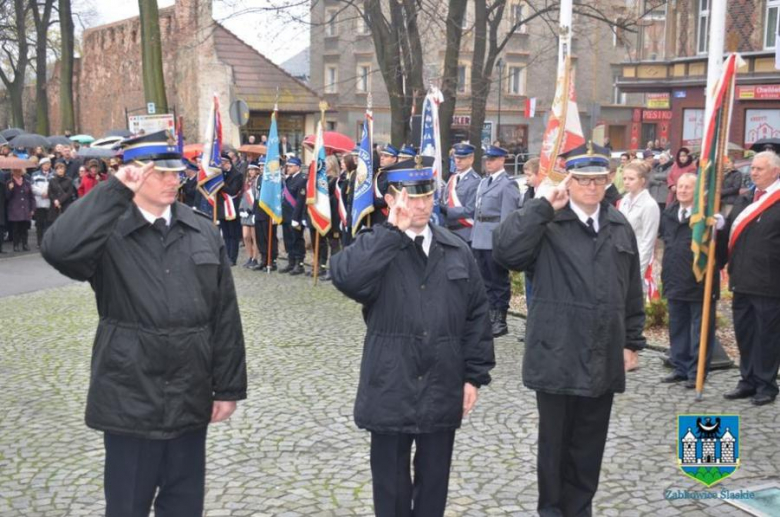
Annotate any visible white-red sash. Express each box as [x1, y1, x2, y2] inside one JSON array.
[[729, 187, 780, 252], [335, 181, 348, 228], [447, 174, 474, 227], [222, 192, 237, 221]]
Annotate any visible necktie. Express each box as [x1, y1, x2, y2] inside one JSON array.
[[152, 218, 169, 239], [680, 209, 688, 223], [487, 176, 493, 187], [586, 217, 597, 236], [414, 235, 427, 264], [753, 189, 766, 202]]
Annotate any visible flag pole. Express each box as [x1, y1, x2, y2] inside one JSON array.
[[266, 219, 273, 274]]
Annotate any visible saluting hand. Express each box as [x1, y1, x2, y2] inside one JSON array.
[[544, 173, 571, 211], [388, 187, 413, 231], [115, 162, 155, 193]]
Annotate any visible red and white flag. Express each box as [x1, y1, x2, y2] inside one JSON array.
[[524, 97, 536, 118]]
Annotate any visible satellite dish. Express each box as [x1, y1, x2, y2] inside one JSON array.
[[229, 100, 250, 127]]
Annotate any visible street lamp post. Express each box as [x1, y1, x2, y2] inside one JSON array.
[[497, 57, 504, 145]]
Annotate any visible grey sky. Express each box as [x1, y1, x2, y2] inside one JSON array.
[[90, 0, 310, 65]]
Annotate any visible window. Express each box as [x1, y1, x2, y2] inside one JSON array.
[[325, 9, 339, 37], [766, 0, 780, 49], [356, 11, 369, 35], [325, 65, 338, 94], [613, 74, 626, 105], [697, 0, 709, 54], [356, 64, 371, 93], [326, 121, 337, 131], [457, 65, 469, 93], [509, 2, 528, 34], [507, 66, 526, 95]]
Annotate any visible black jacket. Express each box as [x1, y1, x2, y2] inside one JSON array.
[[720, 169, 743, 205], [725, 188, 780, 298], [42, 177, 247, 439], [282, 172, 307, 224], [493, 198, 646, 397], [47, 175, 76, 223], [217, 167, 244, 221], [181, 176, 199, 207], [604, 184, 622, 207], [659, 203, 721, 302], [331, 223, 494, 433]]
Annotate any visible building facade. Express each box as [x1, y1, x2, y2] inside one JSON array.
[[309, 0, 637, 158], [614, 0, 780, 153]]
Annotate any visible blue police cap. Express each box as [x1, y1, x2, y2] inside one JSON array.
[[287, 156, 302, 167], [384, 156, 435, 197], [380, 144, 399, 157], [257, 155, 266, 164], [398, 145, 417, 158], [184, 158, 199, 172], [120, 130, 185, 171], [560, 142, 610, 174], [452, 143, 475, 157], [484, 145, 508, 158]]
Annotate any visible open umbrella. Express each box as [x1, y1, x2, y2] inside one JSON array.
[[302, 131, 356, 155], [70, 134, 95, 144], [105, 129, 133, 138], [92, 136, 124, 149], [749, 138, 780, 154], [10, 133, 52, 149], [48, 135, 73, 146], [183, 143, 203, 160], [78, 147, 118, 159], [0, 156, 38, 169], [0, 134, 7, 146], [237, 144, 267, 155], [0, 128, 26, 140]]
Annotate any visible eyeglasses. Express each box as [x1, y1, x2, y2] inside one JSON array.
[[572, 176, 609, 186]]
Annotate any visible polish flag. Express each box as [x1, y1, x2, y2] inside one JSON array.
[[524, 97, 536, 118]]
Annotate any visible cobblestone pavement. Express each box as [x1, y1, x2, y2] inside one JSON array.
[[1, 254, 778, 516]]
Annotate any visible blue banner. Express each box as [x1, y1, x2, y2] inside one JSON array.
[[258, 112, 283, 223], [351, 111, 374, 235]]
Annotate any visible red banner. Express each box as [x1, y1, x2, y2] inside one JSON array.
[[630, 122, 640, 150]]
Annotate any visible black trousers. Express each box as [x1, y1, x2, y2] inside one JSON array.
[[103, 427, 207, 517], [10, 220, 29, 248], [282, 222, 305, 263], [733, 293, 780, 398], [536, 391, 614, 517], [220, 218, 242, 265], [667, 299, 715, 380], [254, 219, 279, 265], [34, 208, 50, 246], [473, 249, 511, 312], [370, 430, 456, 517]]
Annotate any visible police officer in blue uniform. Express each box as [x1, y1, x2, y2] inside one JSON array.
[[440, 143, 480, 243], [471, 145, 522, 337], [281, 156, 307, 275]]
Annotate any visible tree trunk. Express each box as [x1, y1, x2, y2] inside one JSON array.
[[468, 0, 489, 164], [138, 0, 168, 113], [32, 0, 56, 135], [59, 0, 75, 133], [440, 0, 467, 176], [0, 0, 30, 129]]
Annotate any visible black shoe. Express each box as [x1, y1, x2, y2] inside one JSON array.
[[279, 263, 294, 274], [270, 262, 278, 272], [22, 244, 29, 251], [684, 379, 697, 389], [492, 311, 508, 337], [242, 259, 254, 268], [289, 264, 305, 276], [662, 373, 686, 383], [723, 387, 756, 400], [751, 394, 776, 406], [13, 244, 19, 252]]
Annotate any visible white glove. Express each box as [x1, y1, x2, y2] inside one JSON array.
[[291, 220, 300, 229], [714, 213, 725, 231]]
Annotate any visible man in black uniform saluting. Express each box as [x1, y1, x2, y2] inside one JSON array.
[[42, 131, 247, 517], [331, 156, 495, 517]]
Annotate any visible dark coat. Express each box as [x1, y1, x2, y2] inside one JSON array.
[[604, 184, 622, 207], [181, 176, 199, 207], [5, 176, 35, 222], [0, 176, 5, 227], [47, 175, 76, 223], [720, 169, 743, 205], [493, 198, 646, 397], [217, 167, 244, 221], [725, 188, 780, 298], [330, 223, 495, 434], [659, 203, 721, 302], [282, 172, 307, 224], [41, 177, 247, 440]]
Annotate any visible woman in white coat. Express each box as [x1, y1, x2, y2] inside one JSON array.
[[619, 161, 661, 277]]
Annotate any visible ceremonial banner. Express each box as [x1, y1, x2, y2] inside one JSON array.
[[197, 94, 224, 200], [306, 121, 332, 235], [258, 111, 283, 223], [691, 54, 740, 281], [538, 56, 585, 183], [420, 86, 444, 224], [352, 108, 374, 235]]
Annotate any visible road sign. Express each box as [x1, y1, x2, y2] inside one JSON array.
[[147, 102, 156, 114], [229, 100, 250, 126]]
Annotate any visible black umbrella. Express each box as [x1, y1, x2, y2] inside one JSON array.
[[105, 129, 133, 138], [0, 134, 7, 146], [749, 138, 780, 154], [48, 135, 74, 146], [9, 133, 52, 149], [78, 147, 118, 158], [1, 128, 26, 140]]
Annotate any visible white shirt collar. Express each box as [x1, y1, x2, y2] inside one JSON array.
[[405, 224, 433, 256], [136, 205, 172, 226], [490, 169, 505, 181], [678, 204, 692, 220], [569, 201, 600, 233]]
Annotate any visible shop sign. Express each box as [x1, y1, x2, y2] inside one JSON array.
[[642, 110, 673, 121], [646, 93, 670, 109], [736, 85, 780, 100], [452, 115, 471, 126], [744, 109, 780, 145], [682, 108, 705, 147]]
